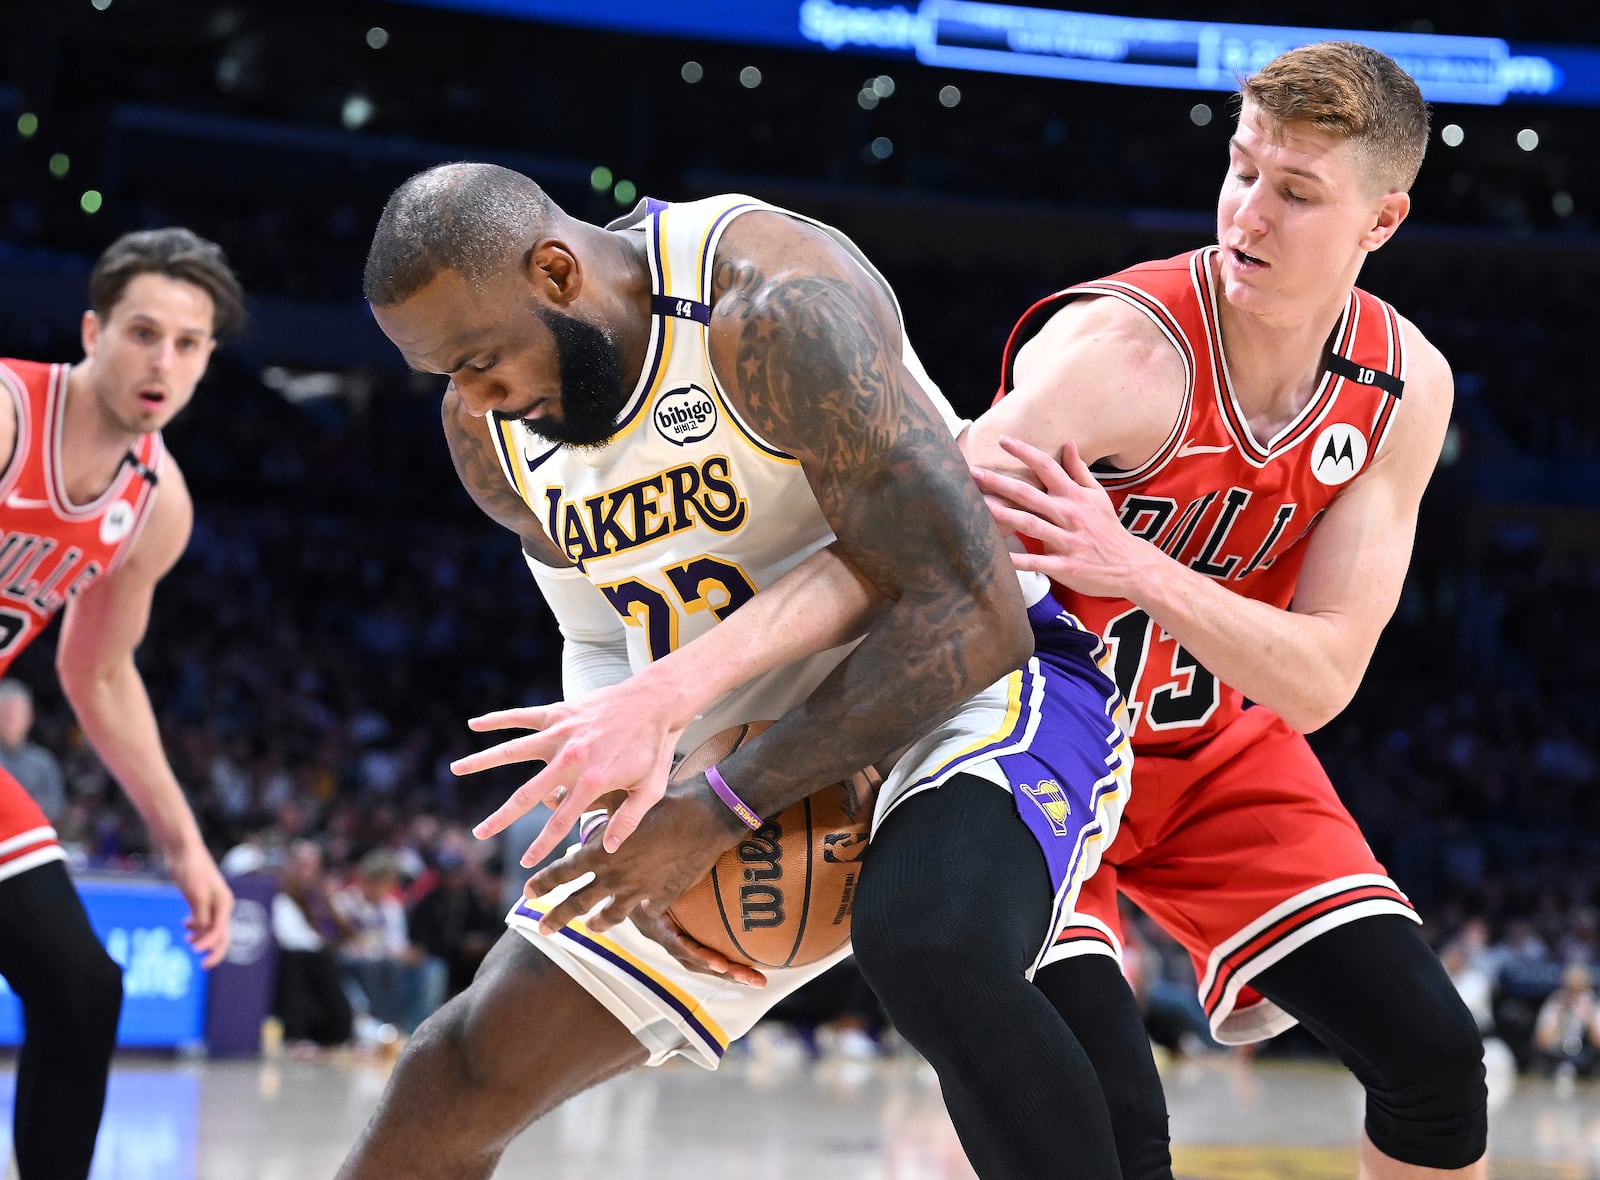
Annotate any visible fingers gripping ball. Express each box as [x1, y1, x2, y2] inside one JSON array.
[[666, 722, 880, 970]]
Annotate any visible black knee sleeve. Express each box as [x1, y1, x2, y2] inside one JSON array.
[[851, 777, 1052, 1035], [0, 861, 124, 1180], [1035, 954, 1174, 1180], [1253, 915, 1487, 1169], [0, 859, 123, 1039], [1358, 987, 1487, 1170], [853, 777, 1122, 1179]]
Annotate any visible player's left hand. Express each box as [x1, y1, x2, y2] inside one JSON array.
[[164, 839, 235, 968], [971, 435, 1159, 600], [521, 772, 743, 939]]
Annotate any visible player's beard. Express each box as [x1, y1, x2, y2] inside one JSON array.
[[510, 305, 630, 449]]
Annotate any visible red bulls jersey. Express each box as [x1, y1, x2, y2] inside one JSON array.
[[999, 247, 1406, 754], [0, 359, 162, 675]]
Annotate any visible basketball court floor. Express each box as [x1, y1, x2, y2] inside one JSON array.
[[2, 1038, 1594, 1178]]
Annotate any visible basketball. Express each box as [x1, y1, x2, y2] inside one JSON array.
[[667, 721, 879, 970]]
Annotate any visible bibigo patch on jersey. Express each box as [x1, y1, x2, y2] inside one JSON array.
[[654, 384, 718, 446]]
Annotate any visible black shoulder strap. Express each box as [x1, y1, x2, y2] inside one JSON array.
[[1325, 352, 1404, 399]]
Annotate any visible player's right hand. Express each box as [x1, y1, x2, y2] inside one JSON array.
[[972, 436, 1159, 600], [458, 684, 690, 865], [165, 839, 235, 968]]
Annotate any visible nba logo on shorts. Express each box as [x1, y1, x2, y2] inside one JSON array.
[[100, 500, 135, 544], [1020, 779, 1072, 837], [1310, 423, 1368, 486], [654, 384, 718, 446]]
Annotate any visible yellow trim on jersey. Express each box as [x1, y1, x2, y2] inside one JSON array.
[[693, 198, 740, 305], [564, 205, 683, 453], [652, 202, 679, 417], [1064, 725, 1135, 888], [564, 915, 732, 1052], [494, 416, 539, 508], [663, 202, 686, 298], [687, 202, 803, 467], [596, 309, 675, 452], [979, 666, 1028, 757], [1112, 728, 1133, 772], [704, 376, 805, 465]]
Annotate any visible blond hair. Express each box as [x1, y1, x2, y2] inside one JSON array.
[[1240, 41, 1429, 194]]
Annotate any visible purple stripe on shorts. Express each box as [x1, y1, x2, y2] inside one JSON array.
[[511, 899, 725, 1059]]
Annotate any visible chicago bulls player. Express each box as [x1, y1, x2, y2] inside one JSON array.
[[0, 228, 240, 1179], [969, 41, 1485, 1180]]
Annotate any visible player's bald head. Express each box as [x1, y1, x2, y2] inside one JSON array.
[[364, 162, 558, 305]]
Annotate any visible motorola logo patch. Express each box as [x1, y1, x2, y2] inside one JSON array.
[[100, 500, 135, 544], [654, 384, 718, 446], [1309, 423, 1368, 486]]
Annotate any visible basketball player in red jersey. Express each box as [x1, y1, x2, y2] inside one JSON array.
[[964, 42, 1486, 1180], [0, 228, 241, 1180], [466, 41, 1485, 1180]]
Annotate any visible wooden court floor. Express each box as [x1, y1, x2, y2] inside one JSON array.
[[2, 1042, 1595, 1178]]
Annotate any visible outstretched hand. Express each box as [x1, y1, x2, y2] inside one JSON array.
[[970, 435, 1154, 600], [458, 682, 690, 866]]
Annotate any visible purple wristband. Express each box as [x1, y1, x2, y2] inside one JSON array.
[[705, 764, 763, 832]]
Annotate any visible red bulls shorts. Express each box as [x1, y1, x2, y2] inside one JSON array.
[[1042, 707, 1418, 1045], [0, 766, 64, 886]]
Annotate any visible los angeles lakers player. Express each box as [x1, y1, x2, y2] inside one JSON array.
[[342, 165, 1131, 1179], [0, 228, 240, 1179]]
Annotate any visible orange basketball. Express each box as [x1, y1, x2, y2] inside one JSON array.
[[667, 721, 879, 970]]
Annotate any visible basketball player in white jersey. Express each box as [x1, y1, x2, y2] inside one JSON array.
[[341, 164, 1132, 1179], [0, 228, 239, 1179]]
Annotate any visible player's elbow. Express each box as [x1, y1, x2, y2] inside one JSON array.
[[1281, 670, 1362, 734], [1282, 702, 1339, 735], [55, 650, 90, 699], [998, 600, 1035, 672]]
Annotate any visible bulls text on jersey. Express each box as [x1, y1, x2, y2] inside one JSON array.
[[0, 531, 104, 616], [1117, 487, 1323, 581]]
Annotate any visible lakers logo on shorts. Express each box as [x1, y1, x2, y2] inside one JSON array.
[[1020, 779, 1072, 837]]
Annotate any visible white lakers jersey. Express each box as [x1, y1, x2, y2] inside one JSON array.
[[488, 194, 965, 751]]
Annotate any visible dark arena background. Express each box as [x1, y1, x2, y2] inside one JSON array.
[[2, 1, 1598, 1176]]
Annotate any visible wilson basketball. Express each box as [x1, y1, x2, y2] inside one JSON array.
[[667, 721, 879, 970]]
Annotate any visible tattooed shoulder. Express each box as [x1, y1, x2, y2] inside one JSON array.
[[707, 216, 908, 454], [710, 256, 764, 311], [704, 213, 992, 603]]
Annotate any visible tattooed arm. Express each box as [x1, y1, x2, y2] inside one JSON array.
[[521, 211, 1031, 934], [695, 211, 1031, 819]]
